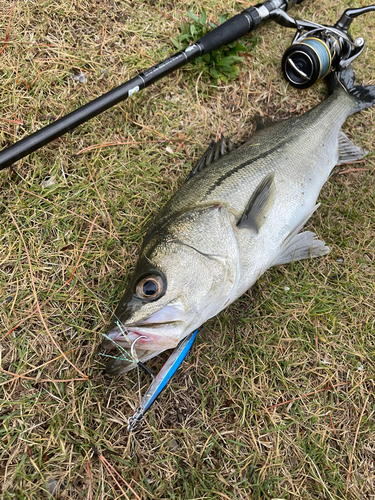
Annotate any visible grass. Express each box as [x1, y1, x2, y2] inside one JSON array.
[[0, 0, 375, 498]]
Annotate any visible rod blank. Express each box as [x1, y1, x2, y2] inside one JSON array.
[[0, 0, 304, 170]]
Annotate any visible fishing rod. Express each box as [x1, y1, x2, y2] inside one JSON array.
[[0, 0, 304, 171], [1, 2, 374, 170]]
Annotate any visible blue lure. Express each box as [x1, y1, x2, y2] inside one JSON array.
[[127, 329, 198, 432]]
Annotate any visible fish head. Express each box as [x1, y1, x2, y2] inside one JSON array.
[[104, 205, 239, 353]]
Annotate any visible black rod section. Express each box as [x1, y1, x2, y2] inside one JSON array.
[[0, 0, 304, 170]]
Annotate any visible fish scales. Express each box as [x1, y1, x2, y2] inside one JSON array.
[[103, 68, 375, 375], [155, 91, 351, 218], [142, 85, 352, 302]]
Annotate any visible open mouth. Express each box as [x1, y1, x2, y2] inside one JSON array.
[[105, 328, 150, 348], [103, 323, 182, 351], [103, 304, 185, 351]]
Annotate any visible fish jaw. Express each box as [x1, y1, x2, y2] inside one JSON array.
[[102, 321, 185, 352], [102, 300, 192, 351], [105, 348, 165, 376]]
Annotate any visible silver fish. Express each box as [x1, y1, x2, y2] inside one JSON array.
[[103, 67, 375, 375]]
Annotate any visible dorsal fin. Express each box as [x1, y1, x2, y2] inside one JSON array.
[[237, 172, 276, 233], [254, 113, 275, 132], [185, 134, 235, 182]]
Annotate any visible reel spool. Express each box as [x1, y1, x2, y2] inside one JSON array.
[[282, 33, 341, 89]]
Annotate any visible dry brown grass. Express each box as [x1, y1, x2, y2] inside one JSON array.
[[1, 0, 374, 498]]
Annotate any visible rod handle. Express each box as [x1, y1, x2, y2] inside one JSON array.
[[196, 12, 256, 55], [196, 0, 305, 55]]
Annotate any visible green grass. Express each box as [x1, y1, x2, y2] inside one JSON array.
[[1, 0, 375, 498]]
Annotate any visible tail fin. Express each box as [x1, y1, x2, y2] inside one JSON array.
[[327, 66, 375, 111]]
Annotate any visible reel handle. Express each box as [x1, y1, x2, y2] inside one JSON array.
[[335, 5, 375, 32]]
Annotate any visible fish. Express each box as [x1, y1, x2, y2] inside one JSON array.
[[102, 67, 375, 375]]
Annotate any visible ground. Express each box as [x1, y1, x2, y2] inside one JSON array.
[[0, 0, 374, 498]]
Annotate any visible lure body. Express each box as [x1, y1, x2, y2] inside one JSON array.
[[127, 329, 198, 431]]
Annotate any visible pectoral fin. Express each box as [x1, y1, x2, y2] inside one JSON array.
[[237, 172, 275, 233]]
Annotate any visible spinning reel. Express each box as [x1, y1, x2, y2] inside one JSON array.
[[274, 5, 375, 89]]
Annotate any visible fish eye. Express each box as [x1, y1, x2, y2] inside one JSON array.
[[136, 275, 163, 300]]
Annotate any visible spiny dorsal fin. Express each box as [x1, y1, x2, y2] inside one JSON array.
[[337, 131, 366, 165], [237, 172, 275, 233], [185, 134, 235, 182]]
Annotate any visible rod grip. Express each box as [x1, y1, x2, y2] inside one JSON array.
[[196, 12, 254, 55], [196, 0, 305, 55]]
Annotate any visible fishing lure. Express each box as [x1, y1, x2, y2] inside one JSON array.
[[127, 329, 198, 432], [101, 323, 198, 429]]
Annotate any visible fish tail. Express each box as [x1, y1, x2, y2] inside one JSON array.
[[327, 66, 375, 112]]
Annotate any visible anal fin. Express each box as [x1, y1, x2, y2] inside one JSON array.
[[338, 131, 367, 165], [272, 231, 329, 266]]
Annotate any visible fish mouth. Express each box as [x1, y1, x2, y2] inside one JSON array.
[[102, 322, 183, 351], [102, 303, 186, 351], [103, 328, 150, 349]]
